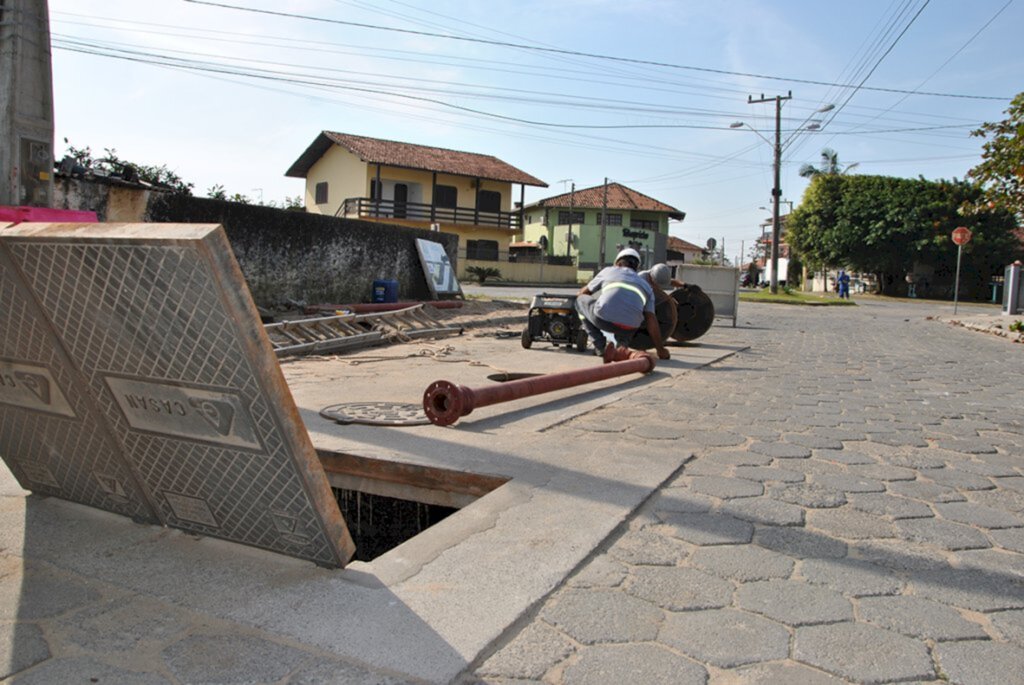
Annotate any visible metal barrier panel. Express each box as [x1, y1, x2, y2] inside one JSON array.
[[0, 223, 354, 567], [678, 265, 740, 327]]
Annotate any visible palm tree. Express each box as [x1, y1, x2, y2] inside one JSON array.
[[799, 148, 859, 178]]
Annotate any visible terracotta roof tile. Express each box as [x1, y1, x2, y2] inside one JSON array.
[[528, 182, 684, 219], [668, 236, 703, 252], [286, 131, 547, 186]]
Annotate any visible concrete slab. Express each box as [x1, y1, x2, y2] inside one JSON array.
[[0, 307, 741, 682], [291, 334, 744, 445]]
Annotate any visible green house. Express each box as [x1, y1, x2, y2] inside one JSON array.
[[520, 182, 685, 274]]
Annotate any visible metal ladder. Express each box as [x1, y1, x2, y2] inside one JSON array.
[[264, 305, 462, 358]]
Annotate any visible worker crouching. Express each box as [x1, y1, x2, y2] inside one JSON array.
[[575, 248, 671, 360]]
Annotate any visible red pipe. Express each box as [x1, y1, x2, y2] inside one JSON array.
[[423, 350, 656, 426]]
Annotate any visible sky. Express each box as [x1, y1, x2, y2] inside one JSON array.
[[47, 0, 1024, 264]]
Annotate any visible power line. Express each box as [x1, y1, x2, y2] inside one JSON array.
[[182, 0, 1010, 101], [55, 36, 988, 138], [785, 0, 930, 158], [52, 42, 773, 168], [52, 12, 758, 102], [823, 0, 1011, 141], [53, 12, 995, 134], [50, 34, 754, 120]]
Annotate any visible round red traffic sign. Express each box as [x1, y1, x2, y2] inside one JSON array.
[[952, 227, 972, 246]]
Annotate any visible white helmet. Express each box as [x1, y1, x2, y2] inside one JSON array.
[[615, 248, 641, 264], [647, 263, 672, 289]]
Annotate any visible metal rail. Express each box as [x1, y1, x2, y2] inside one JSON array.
[[264, 304, 462, 358]]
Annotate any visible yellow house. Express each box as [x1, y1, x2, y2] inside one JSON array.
[[285, 132, 548, 263]]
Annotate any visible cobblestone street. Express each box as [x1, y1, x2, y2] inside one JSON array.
[[473, 299, 1024, 685]]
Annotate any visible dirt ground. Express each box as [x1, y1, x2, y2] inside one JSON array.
[[429, 298, 529, 338]]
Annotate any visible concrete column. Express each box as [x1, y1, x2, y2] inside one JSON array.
[[0, 0, 54, 207]]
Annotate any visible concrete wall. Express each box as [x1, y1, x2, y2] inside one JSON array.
[[53, 178, 458, 308], [53, 177, 153, 221], [460, 258, 577, 284]]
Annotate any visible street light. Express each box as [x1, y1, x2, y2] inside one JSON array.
[[732, 98, 833, 294]]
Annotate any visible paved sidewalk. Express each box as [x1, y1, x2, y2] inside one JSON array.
[[934, 310, 1024, 344], [471, 299, 1024, 685], [1, 298, 1022, 684]]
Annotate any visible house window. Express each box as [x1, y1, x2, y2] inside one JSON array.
[[466, 239, 499, 261], [315, 181, 329, 204], [596, 212, 623, 226], [557, 210, 584, 225], [630, 218, 658, 230], [369, 179, 381, 200], [434, 185, 457, 208], [478, 190, 501, 213]]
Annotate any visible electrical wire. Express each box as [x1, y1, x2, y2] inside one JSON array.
[[52, 10, 996, 136], [182, 0, 1009, 101]]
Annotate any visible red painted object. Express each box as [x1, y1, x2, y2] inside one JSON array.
[[0, 206, 99, 225], [423, 350, 656, 426]]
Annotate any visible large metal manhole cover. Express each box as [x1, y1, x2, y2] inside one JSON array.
[[0, 223, 354, 568], [320, 402, 430, 426]]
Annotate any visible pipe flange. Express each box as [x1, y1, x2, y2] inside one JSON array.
[[423, 380, 469, 426]]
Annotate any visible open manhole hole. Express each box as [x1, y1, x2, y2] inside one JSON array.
[[317, 450, 508, 562]]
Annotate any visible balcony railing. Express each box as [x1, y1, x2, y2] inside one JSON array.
[[340, 197, 521, 230]]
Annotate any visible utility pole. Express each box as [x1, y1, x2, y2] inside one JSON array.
[[1, 0, 55, 207], [748, 92, 791, 294], [599, 178, 609, 268], [567, 182, 575, 258]]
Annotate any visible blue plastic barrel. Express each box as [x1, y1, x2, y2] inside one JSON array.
[[372, 279, 399, 303]]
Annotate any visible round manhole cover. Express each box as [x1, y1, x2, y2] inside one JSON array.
[[320, 402, 430, 426]]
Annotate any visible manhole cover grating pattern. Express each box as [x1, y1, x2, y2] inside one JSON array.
[[320, 402, 430, 426]]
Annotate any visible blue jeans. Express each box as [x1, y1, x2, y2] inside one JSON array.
[[575, 294, 637, 349]]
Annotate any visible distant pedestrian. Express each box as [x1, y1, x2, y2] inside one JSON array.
[[838, 270, 851, 299]]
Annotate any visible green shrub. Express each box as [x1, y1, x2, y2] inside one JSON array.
[[466, 266, 502, 284]]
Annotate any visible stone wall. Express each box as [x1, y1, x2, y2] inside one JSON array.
[[53, 178, 458, 307]]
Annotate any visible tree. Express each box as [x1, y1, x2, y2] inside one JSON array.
[[799, 148, 858, 178], [787, 174, 1020, 296], [205, 185, 249, 203], [61, 140, 193, 195], [967, 92, 1024, 220]]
